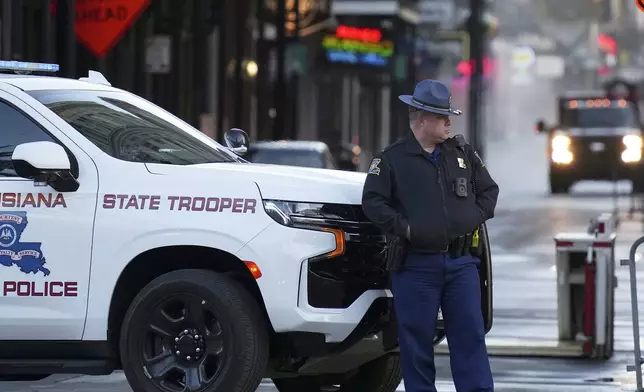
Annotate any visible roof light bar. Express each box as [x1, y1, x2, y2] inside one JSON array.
[[0, 61, 59, 73]]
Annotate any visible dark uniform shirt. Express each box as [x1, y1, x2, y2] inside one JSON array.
[[362, 132, 499, 253]]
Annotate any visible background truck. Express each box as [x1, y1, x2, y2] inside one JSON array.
[[536, 88, 644, 194]]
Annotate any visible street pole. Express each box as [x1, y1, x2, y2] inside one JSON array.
[[586, 20, 599, 90], [256, 0, 265, 139], [273, 0, 286, 140], [289, 0, 300, 140], [467, 0, 485, 158], [234, 1, 245, 127]]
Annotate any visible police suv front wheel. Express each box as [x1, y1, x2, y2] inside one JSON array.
[[119, 269, 269, 392], [272, 353, 402, 392]]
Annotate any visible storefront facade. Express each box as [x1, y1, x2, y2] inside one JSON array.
[[0, 0, 335, 145], [0, 0, 421, 162], [311, 0, 420, 170]]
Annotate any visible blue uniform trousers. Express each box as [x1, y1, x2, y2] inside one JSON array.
[[391, 252, 494, 392]]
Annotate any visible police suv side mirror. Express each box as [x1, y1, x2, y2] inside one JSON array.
[[11, 141, 79, 193], [224, 128, 250, 156]]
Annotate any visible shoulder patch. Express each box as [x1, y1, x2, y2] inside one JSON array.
[[368, 158, 381, 175], [473, 150, 485, 167]]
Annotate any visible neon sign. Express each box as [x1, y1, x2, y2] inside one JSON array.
[[322, 25, 393, 67]]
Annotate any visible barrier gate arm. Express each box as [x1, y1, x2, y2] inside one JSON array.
[[621, 235, 644, 391], [588, 219, 608, 348]]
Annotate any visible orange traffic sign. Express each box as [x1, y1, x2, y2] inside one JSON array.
[[52, 0, 151, 58], [75, 0, 150, 57]]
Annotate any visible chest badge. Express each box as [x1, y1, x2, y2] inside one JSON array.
[[457, 157, 466, 169]]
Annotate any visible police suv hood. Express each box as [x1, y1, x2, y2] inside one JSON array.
[[145, 162, 367, 204]]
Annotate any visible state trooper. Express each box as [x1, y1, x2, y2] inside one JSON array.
[[362, 79, 499, 392]]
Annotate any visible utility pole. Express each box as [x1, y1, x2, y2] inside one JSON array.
[[586, 20, 600, 89], [273, 0, 287, 140], [288, 0, 300, 140], [467, 0, 485, 158], [2, 0, 11, 60], [234, 1, 246, 127], [256, 0, 265, 139]]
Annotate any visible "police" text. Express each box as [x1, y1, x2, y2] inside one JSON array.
[[3, 281, 78, 297]]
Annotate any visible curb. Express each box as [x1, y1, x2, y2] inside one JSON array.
[[435, 338, 585, 357]]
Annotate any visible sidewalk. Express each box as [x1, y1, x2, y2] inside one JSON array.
[[437, 210, 644, 357]]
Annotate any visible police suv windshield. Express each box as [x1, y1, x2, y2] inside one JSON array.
[[27, 90, 238, 165], [560, 100, 637, 128]]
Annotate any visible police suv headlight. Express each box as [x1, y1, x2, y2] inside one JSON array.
[[262, 200, 347, 259], [262, 200, 348, 228]]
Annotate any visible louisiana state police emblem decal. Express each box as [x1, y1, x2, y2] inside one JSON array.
[[368, 158, 381, 175], [0, 211, 49, 276]]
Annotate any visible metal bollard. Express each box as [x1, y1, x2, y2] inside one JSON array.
[[621, 235, 644, 391]]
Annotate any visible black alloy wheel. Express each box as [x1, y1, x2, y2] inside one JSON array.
[[140, 293, 226, 391], [120, 269, 268, 392]]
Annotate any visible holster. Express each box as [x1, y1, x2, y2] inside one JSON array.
[[383, 235, 408, 272], [448, 234, 472, 259]]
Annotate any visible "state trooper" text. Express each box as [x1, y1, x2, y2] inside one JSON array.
[[102, 194, 257, 213]]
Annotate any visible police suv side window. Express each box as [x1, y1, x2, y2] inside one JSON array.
[[0, 100, 57, 177]]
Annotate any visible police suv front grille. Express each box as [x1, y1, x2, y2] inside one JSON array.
[[306, 205, 388, 309]]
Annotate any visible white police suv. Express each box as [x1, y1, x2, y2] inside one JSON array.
[[0, 61, 494, 392], [0, 61, 407, 392]]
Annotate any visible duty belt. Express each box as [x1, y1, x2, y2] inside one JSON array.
[[445, 234, 473, 258]]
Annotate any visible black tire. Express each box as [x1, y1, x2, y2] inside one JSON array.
[[272, 353, 402, 392], [549, 174, 570, 194], [120, 269, 269, 392], [632, 178, 644, 194]]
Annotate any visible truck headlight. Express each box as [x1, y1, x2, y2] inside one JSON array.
[[622, 148, 642, 163], [262, 200, 348, 258], [551, 134, 573, 164], [552, 150, 573, 164], [623, 134, 643, 149], [622, 134, 642, 163], [551, 135, 571, 150]]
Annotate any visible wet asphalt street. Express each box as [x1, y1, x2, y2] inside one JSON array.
[[4, 133, 644, 391]]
